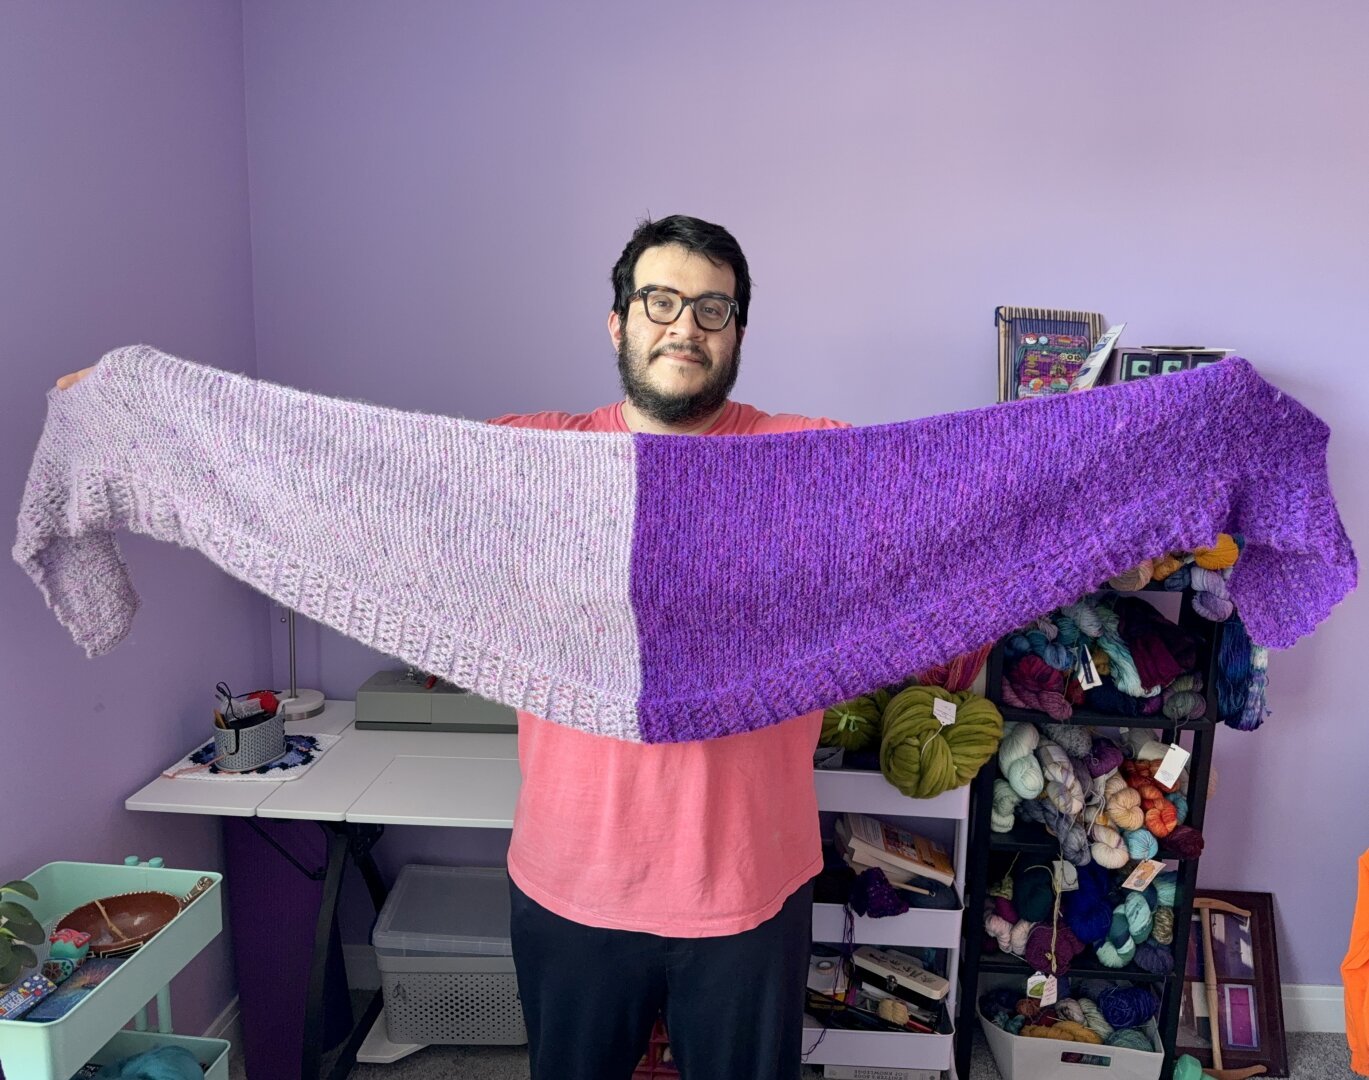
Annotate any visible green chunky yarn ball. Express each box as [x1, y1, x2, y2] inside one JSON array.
[[820, 689, 890, 751], [880, 686, 1003, 798]]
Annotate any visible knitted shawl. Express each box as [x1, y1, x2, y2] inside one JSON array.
[[13, 345, 1356, 744]]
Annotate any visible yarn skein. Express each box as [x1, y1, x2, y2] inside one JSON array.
[[879, 687, 1003, 798], [998, 722, 1045, 798], [820, 690, 888, 751]]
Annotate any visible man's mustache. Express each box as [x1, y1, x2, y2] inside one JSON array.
[[649, 344, 709, 366]]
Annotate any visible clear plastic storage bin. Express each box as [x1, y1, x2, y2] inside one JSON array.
[[372, 865, 525, 1045]]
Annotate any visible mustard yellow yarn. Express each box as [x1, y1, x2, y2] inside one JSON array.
[[1193, 533, 1240, 569], [1022, 1020, 1103, 1043]]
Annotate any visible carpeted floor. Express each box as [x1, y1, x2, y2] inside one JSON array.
[[221, 992, 1357, 1080], [311, 1014, 1356, 1080]]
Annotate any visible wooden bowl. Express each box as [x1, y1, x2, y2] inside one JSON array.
[[56, 892, 182, 957]]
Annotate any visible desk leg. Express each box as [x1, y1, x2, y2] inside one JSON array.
[[299, 823, 389, 1080], [354, 842, 388, 913], [301, 825, 349, 1080]]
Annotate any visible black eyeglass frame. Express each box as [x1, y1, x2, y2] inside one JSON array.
[[628, 285, 740, 332]]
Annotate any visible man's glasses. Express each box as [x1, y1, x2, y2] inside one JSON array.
[[629, 286, 739, 332]]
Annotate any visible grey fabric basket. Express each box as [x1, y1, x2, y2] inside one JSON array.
[[214, 711, 286, 770]]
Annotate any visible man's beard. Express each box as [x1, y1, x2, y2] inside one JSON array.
[[616, 335, 741, 426]]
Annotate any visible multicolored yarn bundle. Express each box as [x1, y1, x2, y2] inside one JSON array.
[[981, 855, 1181, 979], [1111, 535, 1277, 730], [990, 722, 1202, 871], [979, 982, 1160, 1050], [1114, 533, 1240, 617], [1002, 590, 1211, 724], [1216, 613, 1273, 731]]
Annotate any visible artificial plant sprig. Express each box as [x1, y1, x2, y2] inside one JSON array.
[[0, 878, 43, 986]]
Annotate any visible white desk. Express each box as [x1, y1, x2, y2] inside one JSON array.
[[124, 699, 522, 1079], [125, 700, 521, 825]]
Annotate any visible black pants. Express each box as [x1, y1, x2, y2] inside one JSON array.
[[509, 878, 814, 1080]]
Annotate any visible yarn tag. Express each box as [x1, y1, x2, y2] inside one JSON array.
[[932, 698, 957, 726], [1052, 859, 1080, 892], [1076, 647, 1102, 690], [1122, 858, 1165, 892], [1154, 742, 1190, 788], [1027, 971, 1058, 1006]]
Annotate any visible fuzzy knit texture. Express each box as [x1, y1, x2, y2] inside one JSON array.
[[13, 345, 1358, 744]]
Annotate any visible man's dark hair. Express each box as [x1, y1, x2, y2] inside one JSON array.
[[611, 215, 752, 329]]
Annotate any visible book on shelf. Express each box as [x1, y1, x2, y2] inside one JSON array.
[[822, 1067, 942, 1080], [835, 813, 955, 887], [842, 850, 934, 895]]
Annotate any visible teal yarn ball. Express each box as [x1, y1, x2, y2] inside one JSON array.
[[1105, 1028, 1154, 1051], [1154, 870, 1178, 909], [1124, 828, 1159, 860], [1122, 892, 1154, 942], [1015, 866, 1056, 922]]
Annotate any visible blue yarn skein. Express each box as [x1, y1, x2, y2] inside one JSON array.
[[1134, 939, 1176, 975], [1098, 986, 1159, 1028], [1216, 613, 1254, 724], [1064, 863, 1113, 944], [1085, 679, 1156, 718]]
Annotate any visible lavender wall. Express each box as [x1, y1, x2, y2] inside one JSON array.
[[7, 0, 1353, 993], [239, 1, 1368, 984], [1, 2, 267, 1034]]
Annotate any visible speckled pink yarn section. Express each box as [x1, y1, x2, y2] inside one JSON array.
[[14, 345, 646, 741]]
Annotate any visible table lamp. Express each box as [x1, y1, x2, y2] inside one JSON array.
[[278, 608, 325, 719]]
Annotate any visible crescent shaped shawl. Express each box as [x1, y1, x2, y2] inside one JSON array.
[[13, 345, 1356, 743]]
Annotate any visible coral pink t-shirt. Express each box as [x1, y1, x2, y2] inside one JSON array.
[[488, 399, 846, 936]]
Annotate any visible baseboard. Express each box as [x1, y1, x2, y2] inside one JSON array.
[[1283, 983, 1345, 1033], [345, 942, 381, 991], [204, 996, 241, 1041], [205, 995, 246, 1080], [348, 949, 1342, 1034]]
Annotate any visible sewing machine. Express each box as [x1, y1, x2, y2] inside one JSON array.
[[354, 669, 519, 732]]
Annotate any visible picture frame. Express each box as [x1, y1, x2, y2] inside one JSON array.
[[1119, 351, 1155, 382], [994, 306, 1107, 403], [1175, 889, 1289, 1077]]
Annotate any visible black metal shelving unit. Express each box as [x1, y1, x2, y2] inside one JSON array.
[[954, 587, 1224, 1079]]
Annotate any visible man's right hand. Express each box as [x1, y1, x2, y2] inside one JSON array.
[[55, 367, 94, 390]]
